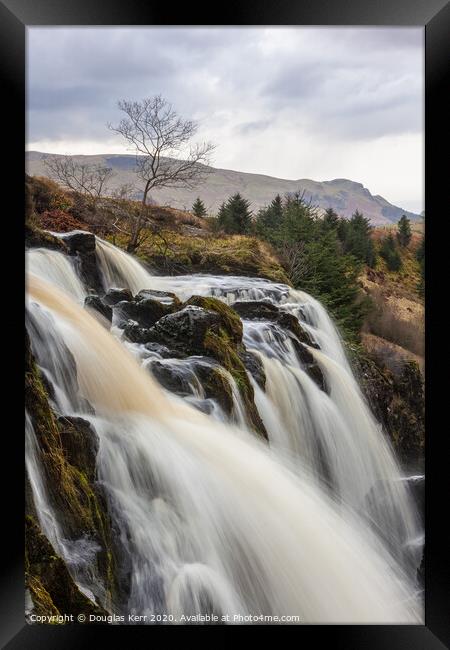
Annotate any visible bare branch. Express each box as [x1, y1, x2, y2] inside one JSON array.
[[108, 95, 216, 251]]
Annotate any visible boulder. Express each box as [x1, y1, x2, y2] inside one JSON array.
[[103, 288, 134, 305], [114, 297, 171, 329], [148, 361, 193, 396], [60, 231, 103, 293], [147, 306, 223, 355], [135, 289, 181, 308], [238, 350, 266, 389], [232, 300, 317, 347], [84, 295, 112, 322], [60, 230, 96, 255]]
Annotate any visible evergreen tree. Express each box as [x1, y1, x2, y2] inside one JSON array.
[[342, 210, 376, 267], [255, 195, 283, 237], [192, 197, 207, 218], [322, 207, 339, 230], [218, 193, 252, 234], [380, 234, 402, 271], [397, 215, 412, 247]]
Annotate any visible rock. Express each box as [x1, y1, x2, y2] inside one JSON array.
[[114, 297, 171, 328], [103, 288, 134, 305], [148, 360, 193, 395], [194, 363, 234, 415], [60, 231, 103, 293], [238, 350, 266, 389], [85, 295, 112, 322], [123, 321, 153, 344], [135, 289, 181, 308], [26, 515, 107, 619], [232, 300, 278, 320], [25, 328, 117, 606], [184, 295, 243, 343], [293, 341, 326, 391], [356, 353, 424, 465], [144, 342, 184, 359], [25, 223, 68, 253], [232, 300, 317, 347], [148, 306, 223, 355], [57, 415, 99, 484], [60, 230, 96, 254]]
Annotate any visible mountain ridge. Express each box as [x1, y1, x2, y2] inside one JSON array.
[[26, 151, 421, 225]]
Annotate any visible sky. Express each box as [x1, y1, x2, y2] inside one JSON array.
[[27, 27, 424, 213]]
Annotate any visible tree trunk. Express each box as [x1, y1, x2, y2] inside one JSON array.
[[127, 187, 149, 252]]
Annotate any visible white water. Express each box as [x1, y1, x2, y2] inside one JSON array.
[[25, 238, 424, 623]]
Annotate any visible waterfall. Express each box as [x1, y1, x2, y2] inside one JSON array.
[[25, 237, 424, 623]]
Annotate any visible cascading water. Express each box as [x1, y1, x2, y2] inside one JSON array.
[[25, 237, 424, 623]]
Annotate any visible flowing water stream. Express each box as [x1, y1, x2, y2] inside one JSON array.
[[25, 237, 424, 623]]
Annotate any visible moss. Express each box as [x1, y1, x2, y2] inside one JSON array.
[[25, 330, 118, 609], [25, 222, 68, 253], [185, 295, 243, 343], [203, 328, 267, 439], [25, 515, 107, 620]]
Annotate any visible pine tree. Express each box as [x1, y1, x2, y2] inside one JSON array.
[[342, 210, 376, 267], [322, 207, 339, 230], [397, 215, 412, 247], [380, 234, 402, 271], [192, 197, 207, 218], [255, 194, 283, 235], [218, 193, 252, 234]]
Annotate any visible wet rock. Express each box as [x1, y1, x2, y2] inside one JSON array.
[[60, 231, 102, 293], [148, 306, 223, 355], [144, 342, 185, 359], [25, 223, 68, 253], [184, 295, 243, 343], [194, 363, 234, 414], [61, 230, 96, 254], [57, 416, 99, 484], [115, 297, 171, 329], [103, 287, 134, 305], [25, 515, 107, 619], [85, 295, 112, 322], [232, 300, 317, 347], [148, 360, 193, 395], [293, 341, 326, 391], [238, 350, 266, 389], [135, 289, 181, 308], [232, 300, 278, 320], [123, 321, 153, 344]]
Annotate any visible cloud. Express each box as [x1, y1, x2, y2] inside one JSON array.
[[26, 26, 424, 208]]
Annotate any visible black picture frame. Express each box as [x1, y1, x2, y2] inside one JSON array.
[[2, 0, 449, 646]]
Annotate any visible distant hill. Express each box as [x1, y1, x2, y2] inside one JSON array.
[[26, 151, 420, 225]]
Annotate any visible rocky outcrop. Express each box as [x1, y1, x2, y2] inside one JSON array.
[[356, 352, 424, 465], [25, 223, 68, 253], [25, 515, 107, 620], [60, 231, 103, 293], [123, 295, 267, 438], [25, 329, 118, 611], [84, 295, 112, 323], [232, 300, 318, 348]]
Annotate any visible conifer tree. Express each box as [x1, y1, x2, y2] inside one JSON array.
[[397, 215, 412, 247], [192, 197, 207, 218]]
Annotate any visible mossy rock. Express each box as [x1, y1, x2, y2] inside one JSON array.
[[203, 328, 267, 439], [25, 329, 118, 609], [184, 295, 243, 343], [25, 223, 68, 253], [25, 515, 107, 620]]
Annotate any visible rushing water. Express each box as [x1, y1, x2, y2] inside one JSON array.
[[25, 237, 424, 623]]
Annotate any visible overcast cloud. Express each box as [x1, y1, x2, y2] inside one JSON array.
[[27, 27, 424, 212]]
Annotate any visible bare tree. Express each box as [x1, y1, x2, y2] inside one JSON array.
[[43, 155, 115, 209], [108, 95, 215, 251], [278, 240, 313, 287]]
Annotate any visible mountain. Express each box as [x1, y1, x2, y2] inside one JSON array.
[[26, 151, 420, 225]]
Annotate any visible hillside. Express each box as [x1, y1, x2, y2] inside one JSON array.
[[26, 151, 420, 226]]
